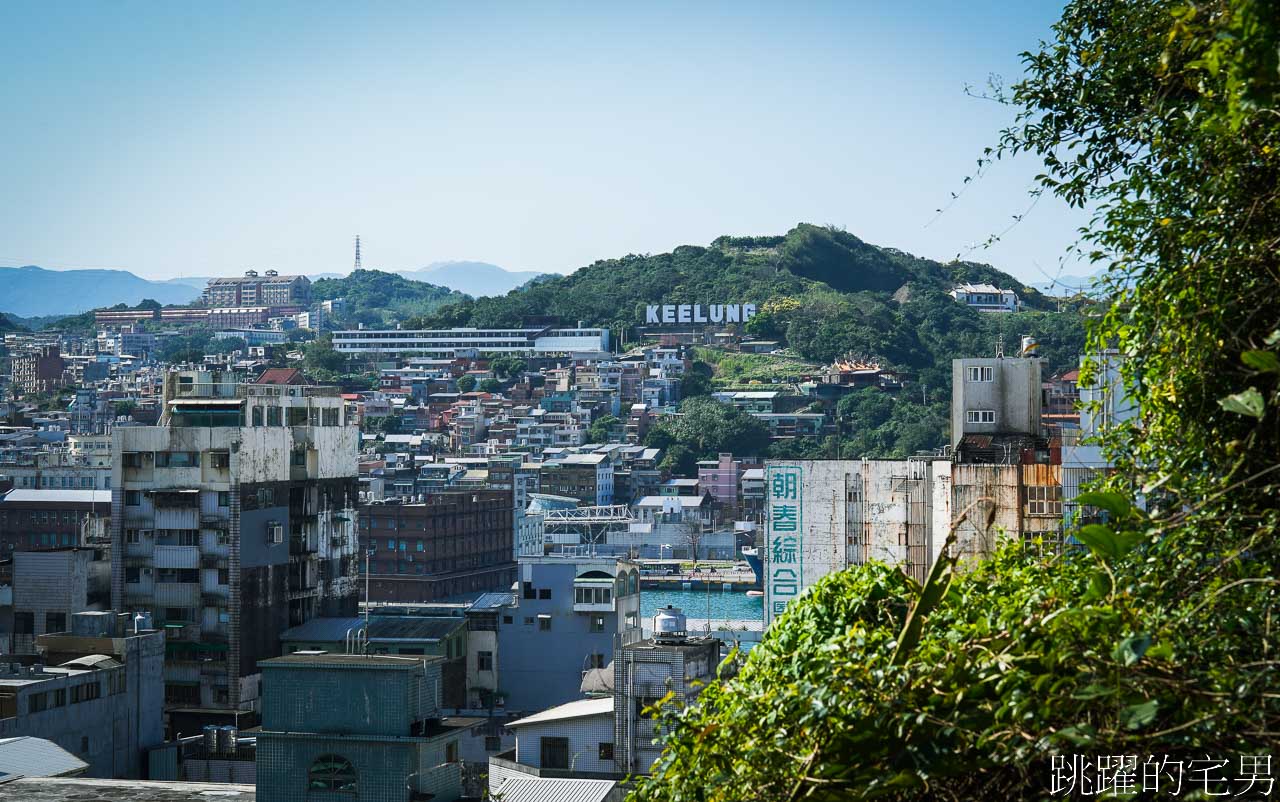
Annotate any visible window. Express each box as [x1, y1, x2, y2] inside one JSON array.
[[574, 587, 612, 605], [251, 406, 263, 427], [538, 588, 551, 600], [71, 681, 101, 703], [599, 742, 615, 761], [28, 692, 48, 714], [308, 755, 358, 791], [590, 616, 606, 633], [588, 653, 605, 669], [165, 683, 200, 705], [210, 451, 230, 469], [538, 617, 552, 631], [523, 581, 536, 600], [157, 565, 197, 583], [163, 607, 195, 623], [965, 409, 996, 424], [125, 528, 141, 544], [966, 366, 994, 382], [125, 490, 141, 506], [13, 612, 33, 635], [1026, 485, 1063, 517], [122, 452, 142, 468], [445, 741, 459, 763], [217, 491, 230, 507], [80, 736, 89, 753], [266, 406, 282, 426], [484, 736, 502, 752], [46, 612, 66, 634], [477, 651, 493, 671], [539, 737, 569, 770], [217, 568, 230, 586], [290, 449, 306, 467], [523, 617, 534, 626], [53, 689, 65, 707], [125, 567, 141, 583], [502, 615, 513, 625]]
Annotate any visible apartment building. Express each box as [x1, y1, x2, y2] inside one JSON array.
[[0, 610, 165, 779], [110, 369, 360, 720], [202, 270, 311, 307], [358, 491, 516, 603], [332, 325, 610, 358], [11, 346, 67, 396]]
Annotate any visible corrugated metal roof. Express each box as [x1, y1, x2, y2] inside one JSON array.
[[0, 736, 88, 778], [0, 489, 110, 505], [469, 592, 514, 611], [492, 777, 616, 802], [507, 697, 614, 728], [366, 616, 464, 642], [279, 616, 366, 643]]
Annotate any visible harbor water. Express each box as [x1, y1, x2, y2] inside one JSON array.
[[641, 587, 764, 624]]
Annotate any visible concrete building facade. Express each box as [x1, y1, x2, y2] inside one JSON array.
[[495, 556, 641, 713], [255, 653, 464, 802], [110, 370, 360, 719], [0, 610, 165, 779]]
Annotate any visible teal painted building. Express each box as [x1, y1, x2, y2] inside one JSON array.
[[256, 652, 466, 802]]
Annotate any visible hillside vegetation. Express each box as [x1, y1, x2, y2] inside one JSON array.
[[412, 224, 1085, 394], [311, 269, 468, 328], [412, 224, 1087, 458], [633, 0, 1280, 799]]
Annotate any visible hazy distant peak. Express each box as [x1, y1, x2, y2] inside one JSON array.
[[398, 261, 550, 297]]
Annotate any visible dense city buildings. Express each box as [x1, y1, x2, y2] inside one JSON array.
[[110, 369, 359, 721]]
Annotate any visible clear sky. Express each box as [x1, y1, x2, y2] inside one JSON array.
[[0, 1, 1086, 284]]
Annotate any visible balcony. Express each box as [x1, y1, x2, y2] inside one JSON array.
[[573, 582, 616, 613], [289, 533, 318, 555]]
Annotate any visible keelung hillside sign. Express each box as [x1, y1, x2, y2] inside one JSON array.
[[643, 303, 757, 325]]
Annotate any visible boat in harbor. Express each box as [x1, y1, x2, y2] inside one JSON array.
[[741, 546, 763, 588]]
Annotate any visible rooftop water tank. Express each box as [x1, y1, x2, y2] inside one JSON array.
[[202, 725, 218, 754], [215, 725, 238, 755], [1020, 335, 1040, 358], [653, 605, 687, 644]]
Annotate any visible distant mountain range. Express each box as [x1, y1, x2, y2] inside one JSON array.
[[0, 266, 200, 317], [396, 261, 549, 297]]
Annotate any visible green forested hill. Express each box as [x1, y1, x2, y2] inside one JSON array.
[[312, 269, 468, 327], [410, 223, 1087, 389]]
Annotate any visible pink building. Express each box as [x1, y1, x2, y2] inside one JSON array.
[[697, 453, 741, 516]]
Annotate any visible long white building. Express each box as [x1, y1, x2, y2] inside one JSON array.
[[331, 326, 610, 357]]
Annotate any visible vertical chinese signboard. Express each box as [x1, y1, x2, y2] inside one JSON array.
[[764, 464, 803, 626]]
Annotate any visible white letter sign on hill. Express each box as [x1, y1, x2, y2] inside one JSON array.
[[641, 303, 757, 326]]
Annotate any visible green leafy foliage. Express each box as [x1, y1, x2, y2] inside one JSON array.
[[587, 414, 620, 444], [312, 269, 466, 328], [645, 397, 770, 474]]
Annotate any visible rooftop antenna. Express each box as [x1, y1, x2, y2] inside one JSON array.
[[354, 235, 362, 271], [995, 332, 1005, 359]]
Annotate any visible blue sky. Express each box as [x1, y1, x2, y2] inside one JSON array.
[[0, 1, 1086, 284]]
